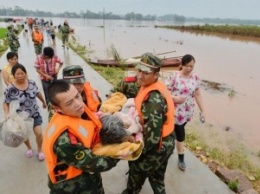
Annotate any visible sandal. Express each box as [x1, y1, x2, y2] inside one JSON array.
[[37, 152, 45, 161], [25, 150, 33, 158]]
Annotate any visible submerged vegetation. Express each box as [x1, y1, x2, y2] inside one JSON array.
[[186, 127, 260, 192], [156, 24, 260, 38]]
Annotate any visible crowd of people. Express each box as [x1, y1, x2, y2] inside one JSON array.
[[0, 18, 205, 194]]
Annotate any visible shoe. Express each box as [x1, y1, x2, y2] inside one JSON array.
[[25, 150, 33, 158], [178, 160, 186, 171], [37, 152, 45, 161]]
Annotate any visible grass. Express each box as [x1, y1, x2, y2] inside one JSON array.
[[0, 28, 9, 56], [228, 179, 239, 192], [155, 24, 260, 38], [0, 28, 7, 39], [185, 127, 260, 192], [61, 34, 126, 86]]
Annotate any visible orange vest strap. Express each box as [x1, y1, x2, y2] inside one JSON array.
[[68, 132, 78, 145]]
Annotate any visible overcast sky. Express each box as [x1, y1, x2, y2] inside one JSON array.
[[0, 0, 259, 20]]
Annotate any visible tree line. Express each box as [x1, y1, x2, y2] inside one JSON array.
[[0, 6, 175, 21], [0, 6, 260, 25]]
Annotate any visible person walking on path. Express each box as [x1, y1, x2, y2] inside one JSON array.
[[50, 23, 56, 46], [168, 54, 205, 171], [61, 20, 72, 49], [35, 47, 63, 105], [122, 53, 175, 194], [32, 25, 44, 55], [43, 80, 118, 193], [3, 63, 47, 161], [6, 25, 20, 53], [1, 52, 18, 86]]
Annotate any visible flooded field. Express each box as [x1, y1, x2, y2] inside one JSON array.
[[1, 18, 260, 158]]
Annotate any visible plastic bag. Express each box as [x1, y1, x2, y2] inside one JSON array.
[[0, 101, 33, 147]]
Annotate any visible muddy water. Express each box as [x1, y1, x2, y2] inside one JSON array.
[[1, 19, 259, 153], [62, 19, 260, 152]]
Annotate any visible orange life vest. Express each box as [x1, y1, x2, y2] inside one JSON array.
[[43, 105, 102, 184], [83, 82, 101, 112], [135, 80, 175, 144], [32, 31, 43, 44]]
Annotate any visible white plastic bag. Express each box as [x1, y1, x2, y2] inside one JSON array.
[[0, 101, 33, 147]]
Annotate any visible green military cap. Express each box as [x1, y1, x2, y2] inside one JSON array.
[[7, 24, 13, 29], [135, 52, 162, 73], [62, 65, 86, 84]]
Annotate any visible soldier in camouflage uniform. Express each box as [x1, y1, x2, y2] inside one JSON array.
[[6, 25, 20, 53], [32, 25, 44, 55], [110, 76, 140, 98], [44, 80, 118, 194], [122, 53, 175, 194], [61, 20, 71, 49]]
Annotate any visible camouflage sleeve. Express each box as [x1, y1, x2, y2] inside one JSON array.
[[111, 79, 139, 98], [62, 25, 70, 34], [53, 131, 118, 173], [141, 91, 168, 154]]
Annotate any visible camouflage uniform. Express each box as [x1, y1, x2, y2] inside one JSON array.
[[34, 43, 43, 55], [6, 27, 20, 53], [61, 24, 70, 45], [48, 131, 118, 194], [32, 29, 43, 55], [122, 91, 175, 194], [111, 77, 140, 98]]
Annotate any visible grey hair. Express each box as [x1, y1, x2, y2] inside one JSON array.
[[99, 113, 127, 145]]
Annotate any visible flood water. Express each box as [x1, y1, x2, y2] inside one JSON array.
[[2, 18, 260, 154], [66, 19, 260, 153]]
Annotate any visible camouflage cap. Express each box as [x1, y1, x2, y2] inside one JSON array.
[[135, 53, 162, 73], [62, 65, 86, 84]]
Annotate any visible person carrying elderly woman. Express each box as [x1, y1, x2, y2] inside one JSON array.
[[122, 53, 175, 194], [43, 80, 118, 193]]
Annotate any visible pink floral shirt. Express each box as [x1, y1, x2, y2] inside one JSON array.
[[169, 71, 200, 125]]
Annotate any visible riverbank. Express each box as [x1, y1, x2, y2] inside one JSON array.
[[67, 35, 260, 192], [155, 24, 260, 39], [0, 28, 235, 194]]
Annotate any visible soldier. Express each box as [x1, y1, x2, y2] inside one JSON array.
[[43, 80, 118, 194], [61, 20, 71, 49], [48, 65, 101, 121], [32, 25, 44, 55], [6, 25, 20, 53], [122, 53, 175, 194], [110, 75, 140, 99], [62, 65, 102, 112]]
